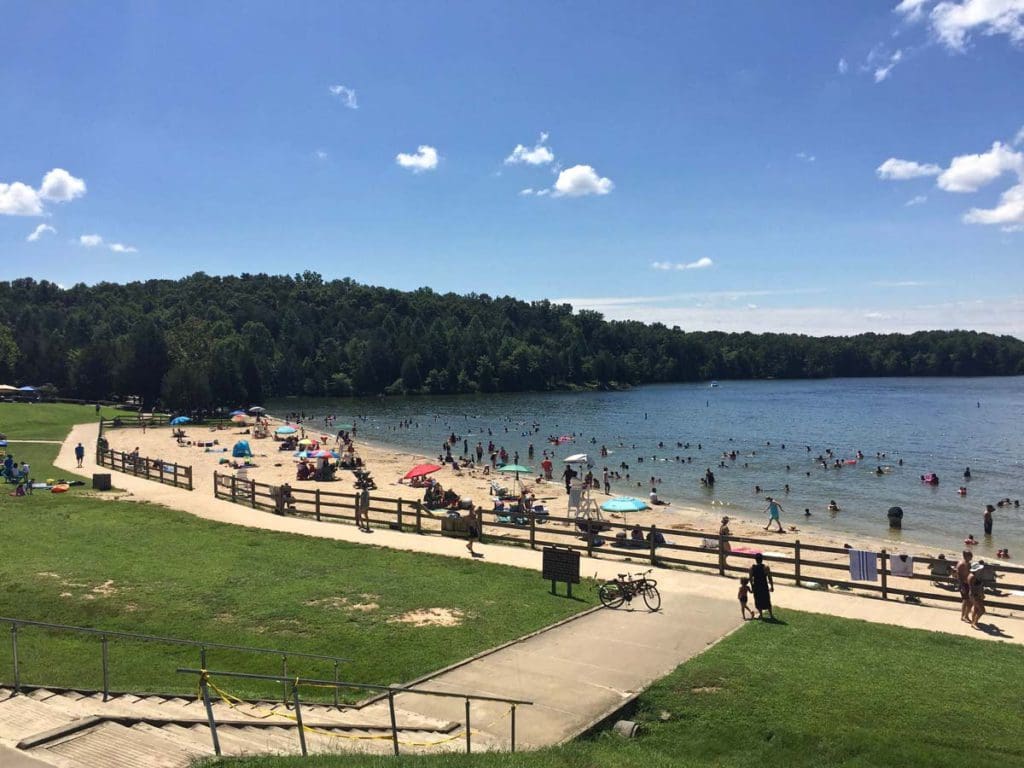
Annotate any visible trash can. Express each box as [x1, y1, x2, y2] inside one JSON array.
[[887, 506, 903, 529], [92, 473, 112, 491]]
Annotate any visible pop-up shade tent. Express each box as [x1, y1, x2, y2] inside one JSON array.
[[232, 440, 253, 458]]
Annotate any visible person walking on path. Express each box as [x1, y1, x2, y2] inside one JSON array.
[[74, 442, 85, 468], [763, 497, 784, 532], [968, 565, 987, 629], [748, 553, 775, 620], [466, 506, 482, 557], [955, 550, 973, 622], [983, 504, 994, 536], [355, 486, 371, 532]]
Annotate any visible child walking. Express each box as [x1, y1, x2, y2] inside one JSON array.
[[738, 577, 753, 620]]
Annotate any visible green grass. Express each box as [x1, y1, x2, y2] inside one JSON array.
[[204, 611, 1024, 767], [0, 402, 124, 441], [0, 493, 594, 701]]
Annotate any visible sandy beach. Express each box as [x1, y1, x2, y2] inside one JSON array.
[[100, 418, 982, 561]]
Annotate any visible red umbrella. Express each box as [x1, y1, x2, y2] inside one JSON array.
[[404, 463, 442, 480]]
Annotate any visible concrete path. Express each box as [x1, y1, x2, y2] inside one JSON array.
[[56, 422, 1024, 647]]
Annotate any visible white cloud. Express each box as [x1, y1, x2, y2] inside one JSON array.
[[505, 133, 555, 166], [905, 195, 928, 205], [871, 279, 936, 287], [328, 84, 358, 109], [651, 257, 715, 271], [963, 182, 1024, 226], [39, 168, 86, 202], [395, 145, 439, 173], [314, 149, 328, 160], [26, 223, 56, 241], [837, 57, 849, 74], [894, 0, 933, 21], [0, 182, 43, 216], [109, 242, 138, 253], [937, 141, 1024, 192], [876, 157, 942, 179], [796, 152, 816, 163], [519, 188, 535, 196], [79, 233, 140, 252], [929, 0, 1024, 51], [551, 165, 614, 197], [79, 234, 103, 247], [874, 49, 904, 81]]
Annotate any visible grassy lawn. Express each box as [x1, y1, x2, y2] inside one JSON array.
[[0, 402, 125, 441], [0, 493, 594, 700], [204, 611, 1024, 768]]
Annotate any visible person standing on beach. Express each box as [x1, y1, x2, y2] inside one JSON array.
[[955, 550, 973, 622], [74, 442, 85, 468], [356, 486, 371, 532], [466, 506, 481, 556], [968, 566, 986, 628], [748, 554, 774, 620], [763, 497, 784, 532], [983, 504, 994, 536]]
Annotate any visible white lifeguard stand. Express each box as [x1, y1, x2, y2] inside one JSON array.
[[564, 453, 601, 522]]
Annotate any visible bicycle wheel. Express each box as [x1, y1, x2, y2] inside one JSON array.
[[599, 582, 626, 609], [642, 583, 661, 612]]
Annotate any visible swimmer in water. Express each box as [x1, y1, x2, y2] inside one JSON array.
[[828, 499, 840, 512]]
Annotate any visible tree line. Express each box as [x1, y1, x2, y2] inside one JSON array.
[[0, 272, 1021, 410]]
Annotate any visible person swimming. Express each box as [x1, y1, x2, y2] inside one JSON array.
[[828, 499, 840, 512]]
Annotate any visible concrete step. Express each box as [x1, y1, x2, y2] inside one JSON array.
[[36, 721, 200, 768], [0, 696, 75, 744]]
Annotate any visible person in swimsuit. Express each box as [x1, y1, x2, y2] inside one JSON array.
[[763, 497, 784, 532], [968, 567, 986, 628], [466, 506, 481, 556], [738, 577, 753, 620], [955, 550, 973, 622]]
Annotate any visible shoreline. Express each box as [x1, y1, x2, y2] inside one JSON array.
[[100, 419, 996, 563]]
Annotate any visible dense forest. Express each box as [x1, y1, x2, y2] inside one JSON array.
[[0, 273, 1022, 410]]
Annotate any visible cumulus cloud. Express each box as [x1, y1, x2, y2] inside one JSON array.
[[79, 234, 103, 247], [929, 0, 1024, 51], [39, 168, 87, 202], [505, 133, 555, 165], [314, 149, 328, 160], [79, 234, 140, 252], [937, 141, 1024, 192], [963, 182, 1024, 227], [551, 165, 614, 197], [0, 168, 87, 216], [395, 145, 439, 173], [796, 152, 816, 162], [26, 223, 56, 242], [876, 158, 942, 179], [651, 257, 714, 271], [1016, 125, 1024, 146], [328, 84, 358, 109], [894, 0, 933, 21]]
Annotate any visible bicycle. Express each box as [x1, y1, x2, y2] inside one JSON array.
[[598, 570, 661, 611]]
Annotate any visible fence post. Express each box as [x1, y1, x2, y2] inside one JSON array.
[[281, 656, 289, 706], [250, 479, 257, 509], [213, 472, 219, 498], [11, 623, 20, 694], [315, 488, 321, 521], [397, 499, 404, 531], [530, 514, 536, 550], [333, 661, 340, 710], [159, 462, 165, 486], [717, 531, 726, 576], [649, 525, 657, 566], [587, 527, 594, 558], [387, 689, 400, 755], [291, 684, 308, 757], [510, 704, 516, 753], [101, 635, 109, 702], [416, 502, 423, 534], [186, 465, 193, 491], [880, 550, 888, 600], [465, 698, 472, 754], [231, 475, 237, 504], [200, 673, 222, 756], [794, 540, 802, 587]]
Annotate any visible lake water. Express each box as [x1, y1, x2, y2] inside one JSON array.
[[269, 377, 1024, 555]]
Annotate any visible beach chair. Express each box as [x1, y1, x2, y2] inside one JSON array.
[[929, 557, 954, 588]]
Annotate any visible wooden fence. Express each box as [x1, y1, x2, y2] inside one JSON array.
[[96, 447, 194, 491], [210, 474, 1024, 612]]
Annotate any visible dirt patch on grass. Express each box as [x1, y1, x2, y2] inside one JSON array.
[[91, 580, 118, 597], [388, 608, 466, 628], [305, 594, 380, 613], [691, 686, 721, 694]]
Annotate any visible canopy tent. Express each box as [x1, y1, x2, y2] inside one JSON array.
[[601, 496, 649, 513], [563, 453, 592, 465], [404, 463, 442, 481], [232, 440, 253, 458]]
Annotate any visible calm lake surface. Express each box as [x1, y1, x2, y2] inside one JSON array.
[[269, 377, 1024, 555]]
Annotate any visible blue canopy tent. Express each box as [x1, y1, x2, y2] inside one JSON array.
[[232, 440, 253, 458]]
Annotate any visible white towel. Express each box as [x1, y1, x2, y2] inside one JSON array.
[[890, 553, 914, 577], [849, 550, 878, 582]]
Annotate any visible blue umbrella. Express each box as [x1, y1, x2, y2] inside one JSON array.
[[275, 425, 297, 435], [601, 496, 649, 513], [170, 416, 191, 425], [18, 386, 35, 392], [228, 410, 246, 416]]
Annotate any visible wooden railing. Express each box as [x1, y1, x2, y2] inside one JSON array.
[[210, 474, 1024, 612], [96, 447, 193, 491]]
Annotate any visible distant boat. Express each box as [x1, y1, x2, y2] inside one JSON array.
[[709, 381, 719, 388]]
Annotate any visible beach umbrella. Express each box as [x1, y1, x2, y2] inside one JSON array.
[[228, 410, 246, 417], [170, 416, 191, 425], [0, 385, 18, 392], [334, 423, 354, 431], [248, 406, 266, 414], [18, 386, 35, 392], [297, 438, 312, 446], [498, 464, 533, 475], [275, 425, 297, 435], [601, 496, 649, 513], [307, 449, 337, 459], [230, 414, 248, 423], [404, 463, 442, 480]]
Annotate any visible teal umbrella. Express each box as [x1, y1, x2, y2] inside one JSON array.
[[601, 497, 649, 513], [498, 464, 534, 496], [275, 425, 297, 435], [170, 416, 191, 425]]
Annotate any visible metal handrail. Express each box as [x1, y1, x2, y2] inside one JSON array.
[[178, 666, 531, 757], [4, 617, 350, 706]]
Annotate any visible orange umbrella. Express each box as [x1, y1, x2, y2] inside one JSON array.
[[404, 463, 442, 480], [231, 414, 248, 423]]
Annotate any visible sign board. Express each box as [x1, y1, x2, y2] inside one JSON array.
[[542, 546, 580, 596]]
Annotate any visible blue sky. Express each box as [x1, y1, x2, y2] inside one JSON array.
[[2, 1, 1023, 335]]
